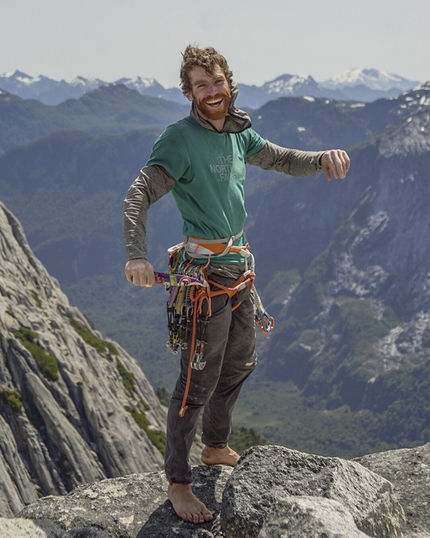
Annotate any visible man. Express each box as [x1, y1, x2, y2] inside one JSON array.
[[123, 45, 350, 524]]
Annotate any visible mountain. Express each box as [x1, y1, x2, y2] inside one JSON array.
[[0, 88, 386, 383], [0, 127, 180, 284], [116, 76, 184, 103], [0, 70, 106, 105], [0, 200, 182, 517], [243, 82, 430, 155], [237, 69, 421, 109], [0, 68, 421, 109], [322, 67, 419, 92], [316, 68, 421, 103], [1, 83, 430, 458], [237, 74, 324, 108], [0, 123, 181, 387], [0, 70, 186, 106], [239, 88, 430, 454], [0, 84, 188, 153]]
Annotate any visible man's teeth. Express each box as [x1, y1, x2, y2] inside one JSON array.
[[207, 99, 222, 106]]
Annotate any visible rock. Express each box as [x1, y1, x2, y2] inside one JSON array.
[[0, 517, 109, 537], [356, 442, 430, 538], [19, 466, 232, 538], [0, 200, 200, 517], [0, 414, 39, 517], [136, 466, 231, 538], [0, 518, 62, 538], [221, 445, 405, 538], [15, 444, 422, 538], [257, 496, 369, 538]]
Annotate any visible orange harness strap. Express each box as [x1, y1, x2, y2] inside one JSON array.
[[208, 272, 255, 310], [178, 282, 211, 417], [177, 272, 255, 417]]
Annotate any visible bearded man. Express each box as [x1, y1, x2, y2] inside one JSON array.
[[123, 45, 350, 524]]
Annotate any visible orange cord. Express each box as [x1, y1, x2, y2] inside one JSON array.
[[177, 273, 255, 417], [178, 302, 198, 418]]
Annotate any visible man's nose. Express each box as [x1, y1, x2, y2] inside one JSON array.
[[206, 83, 217, 96]]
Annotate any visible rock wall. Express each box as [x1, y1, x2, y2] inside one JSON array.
[[0, 201, 174, 517]]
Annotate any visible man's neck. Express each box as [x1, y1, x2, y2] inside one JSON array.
[[190, 102, 252, 135], [197, 111, 226, 132]]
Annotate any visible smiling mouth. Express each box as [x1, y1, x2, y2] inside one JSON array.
[[205, 98, 223, 107]]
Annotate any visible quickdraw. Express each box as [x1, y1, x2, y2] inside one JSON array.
[[251, 286, 275, 334], [156, 236, 274, 417], [154, 271, 206, 288]]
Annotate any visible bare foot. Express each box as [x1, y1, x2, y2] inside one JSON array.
[[168, 483, 213, 524], [201, 445, 240, 467]]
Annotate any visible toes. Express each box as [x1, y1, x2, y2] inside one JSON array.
[[178, 511, 193, 522], [194, 513, 204, 524], [180, 509, 211, 524]]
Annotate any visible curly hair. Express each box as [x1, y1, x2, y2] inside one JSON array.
[[180, 45, 233, 97]]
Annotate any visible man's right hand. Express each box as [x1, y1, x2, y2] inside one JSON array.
[[125, 258, 156, 288]]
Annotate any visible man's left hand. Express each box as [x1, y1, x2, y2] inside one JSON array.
[[321, 150, 350, 180]]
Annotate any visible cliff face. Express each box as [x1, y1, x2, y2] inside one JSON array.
[[0, 201, 169, 517], [255, 96, 430, 420]]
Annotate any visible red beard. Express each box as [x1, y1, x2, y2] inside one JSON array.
[[194, 91, 232, 121]]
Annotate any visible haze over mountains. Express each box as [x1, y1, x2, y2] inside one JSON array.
[[1, 72, 430, 463], [3, 60, 430, 538], [0, 67, 420, 107]]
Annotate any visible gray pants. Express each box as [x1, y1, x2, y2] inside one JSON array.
[[164, 268, 257, 484]]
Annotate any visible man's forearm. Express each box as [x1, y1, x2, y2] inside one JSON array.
[[123, 165, 175, 261], [246, 140, 324, 177]]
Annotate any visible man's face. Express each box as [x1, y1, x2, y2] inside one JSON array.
[[187, 64, 231, 123]]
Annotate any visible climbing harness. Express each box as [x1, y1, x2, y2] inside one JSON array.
[[155, 234, 274, 417]]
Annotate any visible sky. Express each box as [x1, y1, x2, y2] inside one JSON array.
[[2, 0, 430, 89]]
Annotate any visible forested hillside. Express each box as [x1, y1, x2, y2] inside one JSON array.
[[0, 84, 188, 153], [1, 83, 430, 457]]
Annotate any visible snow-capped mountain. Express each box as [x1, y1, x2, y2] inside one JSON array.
[[0, 70, 107, 104], [262, 74, 320, 96], [116, 76, 164, 94], [0, 68, 423, 107], [67, 76, 106, 90], [237, 74, 326, 108], [236, 69, 421, 108], [0, 70, 184, 105], [0, 70, 60, 98], [321, 68, 419, 92]]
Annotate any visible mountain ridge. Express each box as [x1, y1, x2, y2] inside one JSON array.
[[1, 77, 430, 460], [0, 84, 188, 153], [0, 67, 421, 106]]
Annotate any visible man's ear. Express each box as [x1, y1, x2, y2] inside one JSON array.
[[186, 91, 193, 102]]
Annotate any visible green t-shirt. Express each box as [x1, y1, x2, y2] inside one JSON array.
[[146, 116, 265, 263]]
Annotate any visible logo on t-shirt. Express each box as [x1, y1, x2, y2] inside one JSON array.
[[210, 154, 236, 182]]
